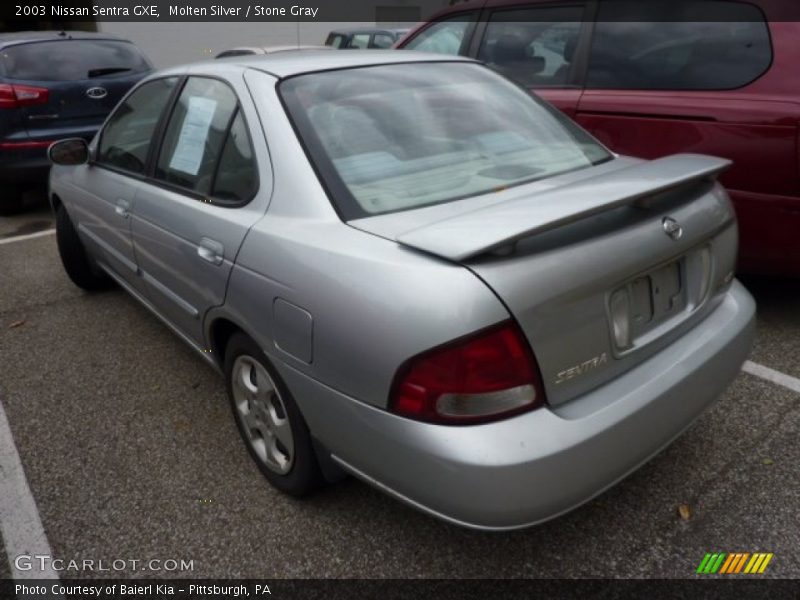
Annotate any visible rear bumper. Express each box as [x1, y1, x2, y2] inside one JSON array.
[[276, 281, 755, 530]]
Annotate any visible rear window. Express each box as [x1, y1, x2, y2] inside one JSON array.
[[477, 6, 585, 87], [280, 62, 611, 219], [325, 34, 348, 48], [0, 39, 150, 82], [216, 49, 256, 58], [587, 1, 772, 90]]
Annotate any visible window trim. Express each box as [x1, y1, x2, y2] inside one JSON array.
[[93, 75, 181, 181], [150, 75, 260, 208]]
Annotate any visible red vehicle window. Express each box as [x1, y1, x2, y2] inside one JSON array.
[[477, 6, 585, 88], [587, 1, 772, 91], [403, 13, 478, 56]]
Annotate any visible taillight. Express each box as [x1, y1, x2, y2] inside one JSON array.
[[390, 321, 545, 424], [0, 85, 16, 109], [0, 84, 49, 109]]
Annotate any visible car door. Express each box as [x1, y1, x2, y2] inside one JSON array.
[[471, 1, 592, 117], [130, 75, 264, 346], [574, 1, 786, 185], [70, 77, 178, 291]]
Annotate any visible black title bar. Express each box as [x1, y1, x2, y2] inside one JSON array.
[[3, 0, 800, 23], [3, 579, 800, 600]]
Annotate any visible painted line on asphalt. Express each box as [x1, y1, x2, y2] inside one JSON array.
[[0, 229, 55, 245], [0, 398, 59, 580], [743, 360, 800, 395]]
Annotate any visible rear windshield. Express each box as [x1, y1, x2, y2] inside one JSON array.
[[280, 62, 611, 219], [325, 34, 348, 48], [0, 39, 150, 81]]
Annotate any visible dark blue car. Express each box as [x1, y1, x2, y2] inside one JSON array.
[[0, 31, 152, 214]]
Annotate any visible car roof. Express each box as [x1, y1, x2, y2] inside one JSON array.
[[215, 45, 333, 58], [0, 30, 128, 50], [328, 28, 407, 36], [173, 50, 475, 80]]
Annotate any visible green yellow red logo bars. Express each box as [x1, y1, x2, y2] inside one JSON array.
[[696, 552, 774, 574]]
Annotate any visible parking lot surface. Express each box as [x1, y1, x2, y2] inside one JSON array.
[[0, 220, 798, 579]]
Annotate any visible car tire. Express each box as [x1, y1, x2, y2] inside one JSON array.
[[0, 186, 27, 216], [225, 332, 322, 496], [55, 203, 112, 291]]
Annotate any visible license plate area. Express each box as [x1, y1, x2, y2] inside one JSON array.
[[610, 258, 688, 352]]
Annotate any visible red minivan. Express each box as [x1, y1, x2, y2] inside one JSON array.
[[397, 0, 800, 276]]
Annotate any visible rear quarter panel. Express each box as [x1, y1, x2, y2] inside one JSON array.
[[211, 68, 509, 409], [224, 219, 511, 408]]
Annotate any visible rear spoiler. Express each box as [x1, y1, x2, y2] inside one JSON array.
[[396, 154, 732, 261]]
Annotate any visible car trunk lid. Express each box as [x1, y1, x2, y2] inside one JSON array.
[[351, 154, 738, 406]]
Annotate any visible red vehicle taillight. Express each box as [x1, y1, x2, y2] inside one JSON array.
[[390, 321, 546, 424], [0, 84, 49, 109]]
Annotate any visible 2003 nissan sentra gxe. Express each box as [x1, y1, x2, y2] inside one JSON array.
[[48, 51, 755, 530]]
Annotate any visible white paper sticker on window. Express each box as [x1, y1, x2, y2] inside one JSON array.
[[168, 96, 217, 175]]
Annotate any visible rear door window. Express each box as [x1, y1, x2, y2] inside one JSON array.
[[0, 39, 150, 81], [97, 77, 178, 175], [155, 77, 239, 196], [477, 6, 585, 87], [211, 111, 258, 204], [587, 1, 772, 90], [403, 14, 478, 56]]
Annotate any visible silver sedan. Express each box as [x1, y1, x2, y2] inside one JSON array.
[[48, 51, 755, 530]]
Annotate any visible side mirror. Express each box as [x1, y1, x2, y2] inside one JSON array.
[[48, 138, 89, 166]]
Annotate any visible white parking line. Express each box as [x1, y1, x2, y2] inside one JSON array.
[[0, 399, 59, 580], [742, 360, 800, 395], [0, 229, 55, 246]]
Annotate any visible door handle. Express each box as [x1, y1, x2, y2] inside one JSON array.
[[197, 238, 224, 266], [115, 198, 130, 218]]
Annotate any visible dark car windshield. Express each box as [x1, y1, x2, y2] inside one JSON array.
[[280, 62, 611, 219], [0, 39, 150, 81]]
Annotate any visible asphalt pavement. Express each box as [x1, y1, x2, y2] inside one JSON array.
[[0, 207, 798, 579]]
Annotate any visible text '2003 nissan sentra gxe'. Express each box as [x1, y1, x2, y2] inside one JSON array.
[[48, 51, 755, 530]]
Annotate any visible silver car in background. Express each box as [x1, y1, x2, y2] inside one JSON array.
[[214, 45, 333, 59], [48, 52, 755, 530]]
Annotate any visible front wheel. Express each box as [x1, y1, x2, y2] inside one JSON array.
[[224, 333, 322, 496]]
